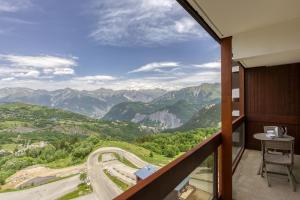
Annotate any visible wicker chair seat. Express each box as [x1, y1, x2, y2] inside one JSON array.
[[264, 153, 292, 165]]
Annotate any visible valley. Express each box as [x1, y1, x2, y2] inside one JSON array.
[[0, 88, 166, 118], [0, 83, 220, 131], [0, 84, 220, 200]]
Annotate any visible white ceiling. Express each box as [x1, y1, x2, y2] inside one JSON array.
[[187, 0, 300, 68]]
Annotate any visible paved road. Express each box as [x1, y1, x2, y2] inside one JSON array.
[[87, 147, 148, 200], [0, 175, 80, 200], [104, 161, 136, 185], [87, 149, 122, 200], [0, 147, 148, 200], [74, 193, 98, 200]]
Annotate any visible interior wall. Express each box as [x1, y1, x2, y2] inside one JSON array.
[[245, 62, 300, 154]]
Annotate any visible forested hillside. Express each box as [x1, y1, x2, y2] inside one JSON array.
[[136, 128, 218, 157], [0, 103, 143, 141], [104, 83, 220, 129], [174, 103, 221, 131], [0, 103, 219, 186]]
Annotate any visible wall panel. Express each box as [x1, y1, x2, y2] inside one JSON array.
[[245, 63, 300, 154]]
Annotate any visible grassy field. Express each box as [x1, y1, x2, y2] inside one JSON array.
[[0, 103, 217, 190], [0, 121, 32, 129], [1, 144, 17, 152], [103, 169, 129, 191], [98, 154, 102, 162], [46, 157, 75, 168], [47, 139, 171, 169], [56, 183, 92, 200], [99, 140, 172, 166]]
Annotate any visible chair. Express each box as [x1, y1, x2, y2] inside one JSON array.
[[262, 139, 296, 191]]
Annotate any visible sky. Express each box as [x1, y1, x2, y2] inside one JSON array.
[[0, 0, 220, 91]]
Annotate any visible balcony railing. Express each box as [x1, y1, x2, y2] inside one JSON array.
[[114, 115, 245, 200]]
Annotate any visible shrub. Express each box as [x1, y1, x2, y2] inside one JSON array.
[[1, 157, 34, 171]]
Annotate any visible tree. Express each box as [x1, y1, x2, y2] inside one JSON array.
[[0, 175, 5, 185], [87, 135, 100, 145], [163, 145, 178, 158], [149, 151, 153, 157], [80, 172, 88, 184]]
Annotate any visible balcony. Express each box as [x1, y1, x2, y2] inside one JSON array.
[[233, 150, 300, 200], [113, 1, 300, 199], [114, 116, 244, 200]]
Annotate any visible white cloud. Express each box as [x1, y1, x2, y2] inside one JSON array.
[[53, 68, 75, 75], [88, 0, 206, 46], [43, 68, 54, 74], [0, 17, 35, 24], [0, 0, 32, 12], [0, 70, 220, 91], [14, 70, 40, 78], [173, 71, 220, 85], [193, 61, 220, 69], [0, 54, 77, 78], [175, 17, 199, 34], [129, 62, 180, 73], [0, 54, 77, 69], [74, 75, 117, 81], [0, 66, 40, 78], [1, 77, 14, 81], [0, 55, 220, 91]]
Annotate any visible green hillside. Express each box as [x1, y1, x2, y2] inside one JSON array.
[[136, 127, 218, 157], [103, 99, 196, 124], [0, 87, 166, 118], [152, 83, 220, 107], [103, 84, 220, 129], [0, 103, 167, 185], [103, 101, 160, 121], [0, 103, 142, 141], [0, 102, 219, 186], [164, 100, 198, 123], [175, 103, 221, 131]]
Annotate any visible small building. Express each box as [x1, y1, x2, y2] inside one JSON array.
[[135, 164, 190, 199], [164, 177, 190, 200], [0, 149, 10, 157], [135, 164, 157, 182]]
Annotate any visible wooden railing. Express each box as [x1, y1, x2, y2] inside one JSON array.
[[114, 116, 246, 200]]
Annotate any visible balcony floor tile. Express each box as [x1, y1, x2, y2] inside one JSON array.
[[233, 149, 300, 200]]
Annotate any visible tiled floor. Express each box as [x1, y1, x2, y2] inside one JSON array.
[[233, 150, 300, 200]]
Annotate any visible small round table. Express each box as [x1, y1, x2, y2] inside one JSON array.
[[254, 133, 294, 142], [253, 133, 294, 175]]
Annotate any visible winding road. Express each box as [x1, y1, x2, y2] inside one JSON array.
[[0, 175, 81, 200], [87, 147, 148, 200], [0, 147, 148, 200]]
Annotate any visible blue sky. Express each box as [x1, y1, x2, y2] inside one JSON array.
[[0, 0, 220, 90]]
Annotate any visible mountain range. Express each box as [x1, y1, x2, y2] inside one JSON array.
[[173, 103, 221, 131], [0, 83, 220, 130], [0, 87, 166, 118], [104, 83, 221, 129]]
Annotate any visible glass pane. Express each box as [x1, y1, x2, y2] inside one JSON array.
[[232, 122, 245, 162], [164, 153, 216, 200]]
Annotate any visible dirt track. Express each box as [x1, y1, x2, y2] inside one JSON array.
[[2, 164, 85, 190]]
